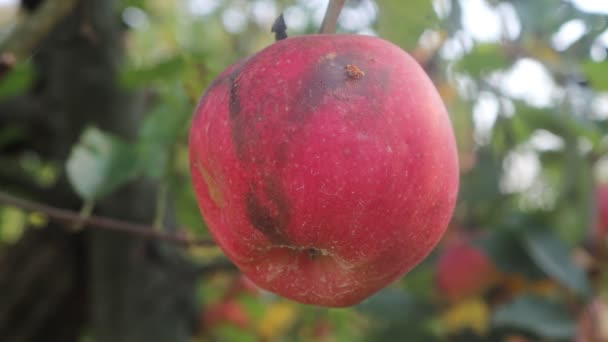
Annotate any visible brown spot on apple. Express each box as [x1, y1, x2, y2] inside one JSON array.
[[345, 64, 365, 80]]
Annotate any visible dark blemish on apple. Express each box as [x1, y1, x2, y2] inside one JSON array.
[[307, 248, 322, 260], [275, 142, 289, 167], [288, 54, 352, 122], [228, 79, 241, 120], [228, 67, 255, 162], [246, 177, 291, 243]]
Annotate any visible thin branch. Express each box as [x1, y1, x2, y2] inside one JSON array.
[[271, 13, 288, 41], [319, 0, 346, 34], [0, 191, 217, 247], [194, 259, 238, 276], [0, 0, 80, 80]]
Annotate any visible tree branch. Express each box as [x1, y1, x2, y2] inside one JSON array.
[[319, 0, 346, 34], [0, 191, 216, 247], [0, 0, 79, 80]]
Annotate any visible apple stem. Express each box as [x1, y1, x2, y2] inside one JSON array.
[[319, 0, 346, 34], [271, 13, 288, 41]]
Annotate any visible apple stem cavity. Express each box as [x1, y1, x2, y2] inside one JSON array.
[[271, 13, 288, 41], [319, 0, 346, 34]]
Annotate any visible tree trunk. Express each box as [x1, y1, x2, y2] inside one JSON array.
[[0, 1, 197, 341]]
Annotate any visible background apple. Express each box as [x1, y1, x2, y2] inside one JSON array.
[[595, 184, 608, 242], [436, 238, 498, 302]]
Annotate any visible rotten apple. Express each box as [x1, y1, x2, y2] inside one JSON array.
[[189, 34, 459, 307]]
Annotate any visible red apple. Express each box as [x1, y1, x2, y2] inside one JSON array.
[[189, 34, 459, 307], [201, 299, 250, 330], [595, 184, 608, 241], [436, 239, 497, 302]]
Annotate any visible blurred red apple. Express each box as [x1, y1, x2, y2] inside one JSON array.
[[595, 184, 608, 241], [436, 239, 497, 302], [201, 299, 249, 330], [189, 34, 459, 307]]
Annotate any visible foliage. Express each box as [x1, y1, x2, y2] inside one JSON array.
[[2, 0, 608, 341]]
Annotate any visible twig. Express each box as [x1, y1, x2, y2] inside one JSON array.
[[0, 0, 80, 80], [319, 0, 346, 34], [0, 191, 217, 247], [271, 13, 288, 41]]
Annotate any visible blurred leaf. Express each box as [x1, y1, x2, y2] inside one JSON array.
[[511, 104, 601, 145], [256, 301, 297, 340], [582, 60, 608, 91], [357, 287, 434, 323], [441, 297, 490, 336], [477, 230, 545, 280], [137, 85, 191, 178], [214, 325, 258, 342], [357, 288, 438, 341], [459, 148, 502, 202], [493, 295, 576, 340], [507, 0, 577, 37], [0, 61, 34, 98], [120, 55, 186, 88], [0, 206, 27, 244], [457, 44, 510, 77], [66, 127, 139, 201], [377, 0, 437, 49], [522, 230, 592, 298]]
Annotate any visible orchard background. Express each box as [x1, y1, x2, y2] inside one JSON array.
[[1, 0, 608, 341]]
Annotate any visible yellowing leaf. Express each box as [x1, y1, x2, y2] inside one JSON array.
[[441, 297, 490, 335], [0, 206, 27, 243], [502, 275, 559, 297], [28, 212, 48, 227], [257, 301, 297, 339]]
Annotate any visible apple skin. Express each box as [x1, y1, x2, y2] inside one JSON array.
[[436, 239, 497, 302], [596, 184, 608, 241], [189, 34, 459, 307]]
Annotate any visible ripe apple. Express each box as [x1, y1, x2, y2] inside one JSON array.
[[595, 184, 608, 241], [436, 239, 497, 302], [189, 34, 459, 307], [201, 299, 249, 330]]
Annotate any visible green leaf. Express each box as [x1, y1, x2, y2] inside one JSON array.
[[66, 127, 140, 200], [493, 295, 576, 340], [120, 55, 186, 88], [357, 288, 431, 322], [522, 230, 592, 298], [0, 61, 34, 98], [477, 230, 545, 280], [0, 206, 27, 244], [136, 89, 191, 178], [511, 103, 601, 145], [457, 44, 510, 77], [377, 0, 437, 50], [582, 60, 608, 91], [357, 288, 438, 341]]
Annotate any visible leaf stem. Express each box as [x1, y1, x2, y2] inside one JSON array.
[[70, 199, 94, 231]]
